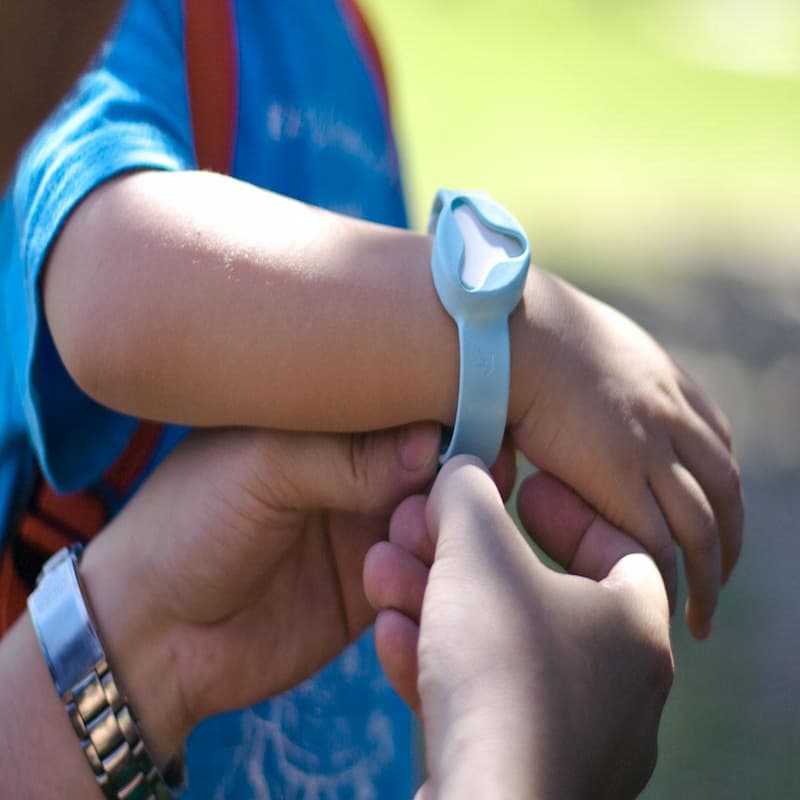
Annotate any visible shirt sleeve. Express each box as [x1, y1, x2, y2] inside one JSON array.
[[2, 0, 196, 493]]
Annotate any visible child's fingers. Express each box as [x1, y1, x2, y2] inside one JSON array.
[[363, 541, 429, 623], [649, 458, 722, 639], [374, 609, 421, 712], [389, 494, 436, 567], [673, 410, 744, 584], [677, 370, 733, 452]]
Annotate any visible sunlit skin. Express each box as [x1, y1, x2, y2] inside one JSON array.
[[0, 423, 442, 796], [364, 457, 674, 800], [0, 3, 737, 795], [44, 169, 743, 636], [0, 427, 672, 799]]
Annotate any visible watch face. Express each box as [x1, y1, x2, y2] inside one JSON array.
[[429, 189, 530, 318], [453, 204, 523, 290]]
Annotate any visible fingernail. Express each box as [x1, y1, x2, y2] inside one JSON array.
[[398, 425, 440, 471]]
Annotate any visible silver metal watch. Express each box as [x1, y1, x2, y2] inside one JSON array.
[[28, 545, 183, 799]]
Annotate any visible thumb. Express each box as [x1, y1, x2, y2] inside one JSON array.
[[258, 423, 440, 514], [518, 472, 669, 627], [426, 455, 537, 571]]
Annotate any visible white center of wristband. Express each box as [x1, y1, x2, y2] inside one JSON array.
[[454, 204, 522, 289]]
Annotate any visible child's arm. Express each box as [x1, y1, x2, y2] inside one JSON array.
[[44, 170, 461, 432], [43, 168, 743, 639]]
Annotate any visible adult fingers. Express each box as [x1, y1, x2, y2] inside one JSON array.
[[363, 540, 429, 623], [603, 552, 671, 633], [561, 509, 669, 631], [648, 457, 721, 639], [426, 456, 523, 558], [673, 407, 744, 584], [516, 471, 641, 579], [515, 471, 595, 566], [389, 494, 435, 566], [517, 472, 678, 612], [257, 423, 440, 515], [374, 609, 421, 711], [490, 432, 517, 503], [516, 472, 670, 633]]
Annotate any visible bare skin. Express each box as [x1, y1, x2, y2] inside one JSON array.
[[43, 170, 743, 636], [364, 458, 674, 800], [0, 422, 443, 797], [0, 427, 670, 799]]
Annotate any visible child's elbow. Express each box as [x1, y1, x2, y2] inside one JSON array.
[[41, 174, 162, 414], [46, 298, 126, 410], [43, 260, 142, 413]]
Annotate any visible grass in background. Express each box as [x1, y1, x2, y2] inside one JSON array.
[[362, 0, 800, 279]]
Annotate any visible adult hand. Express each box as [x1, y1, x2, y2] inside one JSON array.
[[364, 457, 674, 800], [2, 422, 520, 798], [78, 424, 449, 767]]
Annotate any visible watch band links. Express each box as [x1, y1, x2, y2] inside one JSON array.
[[66, 657, 173, 799], [28, 545, 182, 799]]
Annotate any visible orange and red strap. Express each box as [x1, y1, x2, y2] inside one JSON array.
[[0, 0, 239, 635]]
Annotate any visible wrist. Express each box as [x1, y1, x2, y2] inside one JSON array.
[[409, 230, 460, 427], [507, 267, 565, 427], [426, 190, 530, 463], [80, 535, 192, 770], [428, 712, 548, 800]]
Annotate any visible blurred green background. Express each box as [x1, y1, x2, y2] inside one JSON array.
[[362, 0, 800, 796], [364, 0, 800, 280]]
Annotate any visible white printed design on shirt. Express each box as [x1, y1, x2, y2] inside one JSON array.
[[206, 640, 403, 800]]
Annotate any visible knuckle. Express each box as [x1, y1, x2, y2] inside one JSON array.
[[347, 434, 380, 510], [653, 537, 677, 575], [719, 415, 733, 449], [688, 507, 719, 559], [719, 455, 742, 499], [654, 378, 682, 421]]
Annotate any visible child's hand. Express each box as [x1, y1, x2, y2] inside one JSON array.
[[508, 270, 743, 638]]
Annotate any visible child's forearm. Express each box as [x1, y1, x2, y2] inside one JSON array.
[[44, 170, 466, 432]]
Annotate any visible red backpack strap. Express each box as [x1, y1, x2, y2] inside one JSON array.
[[184, 0, 239, 173], [0, 1, 239, 637]]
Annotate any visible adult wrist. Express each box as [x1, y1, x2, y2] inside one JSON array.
[[428, 715, 547, 800], [79, 536, 191, 771]]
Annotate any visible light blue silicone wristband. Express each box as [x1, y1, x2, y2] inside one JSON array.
[[428, 189, 530, 465]]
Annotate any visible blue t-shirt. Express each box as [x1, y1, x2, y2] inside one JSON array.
[[0, 0, 415, 796]]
